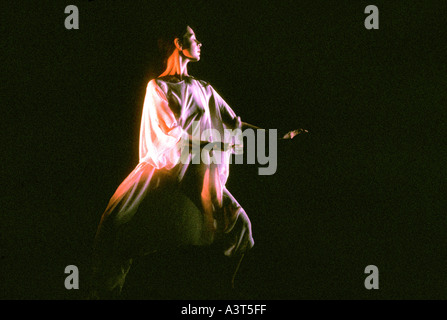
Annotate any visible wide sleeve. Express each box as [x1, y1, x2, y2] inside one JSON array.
[[211, 87, 240, 130], [139, 79, 184, 169]]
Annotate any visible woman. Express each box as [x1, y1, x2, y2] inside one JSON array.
[[91, 25, 304, 299]]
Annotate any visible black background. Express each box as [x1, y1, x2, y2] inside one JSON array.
[[2, 0, 445, 300]]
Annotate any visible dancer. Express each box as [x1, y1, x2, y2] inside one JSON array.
[[90, 24, 304, 299]]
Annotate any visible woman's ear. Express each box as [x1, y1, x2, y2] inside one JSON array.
[[174, 38, 182, 50]]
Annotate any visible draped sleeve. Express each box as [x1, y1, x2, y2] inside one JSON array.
[[139, 79, 184, 169], [211, 87, 240, 130]]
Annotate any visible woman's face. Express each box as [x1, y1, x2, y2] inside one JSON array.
[[180, 26, 202, 61]]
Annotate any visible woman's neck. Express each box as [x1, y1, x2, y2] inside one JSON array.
[[159, 50, 189, 79]]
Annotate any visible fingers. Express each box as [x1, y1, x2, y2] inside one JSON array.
[[281, 128, 309, 140]]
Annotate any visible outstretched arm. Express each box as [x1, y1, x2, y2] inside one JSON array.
[[186, 135, 234, 152], [241, 119, 309, 140], [216, 89, 308, 141], [241, 121, 263, 131]]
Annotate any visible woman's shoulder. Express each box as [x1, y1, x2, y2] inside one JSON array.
[[154, 75, 212, 88], [190, 76, 212, 88], [149, 76, 215, 98], [146, 78, 167, 95]]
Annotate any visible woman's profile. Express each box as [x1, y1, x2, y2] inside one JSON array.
[[90, 24, 305, 299]]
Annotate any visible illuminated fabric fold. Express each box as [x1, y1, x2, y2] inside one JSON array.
[[92, 76, 254, 298], [139, 80, 184, 169]]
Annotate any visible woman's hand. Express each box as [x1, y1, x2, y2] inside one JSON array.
[[281, 128, 309, 140]]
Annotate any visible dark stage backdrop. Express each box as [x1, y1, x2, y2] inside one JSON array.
[[2, 1, 445, 300]]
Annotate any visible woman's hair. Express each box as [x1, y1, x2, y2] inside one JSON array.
[[157, 23, 189, 65]]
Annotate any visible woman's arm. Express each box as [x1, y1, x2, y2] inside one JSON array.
[[241, 121, 308, 140], [186, 135, 234, 152], [215, 88, 308, 140], [241, 121, 263, 131]]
